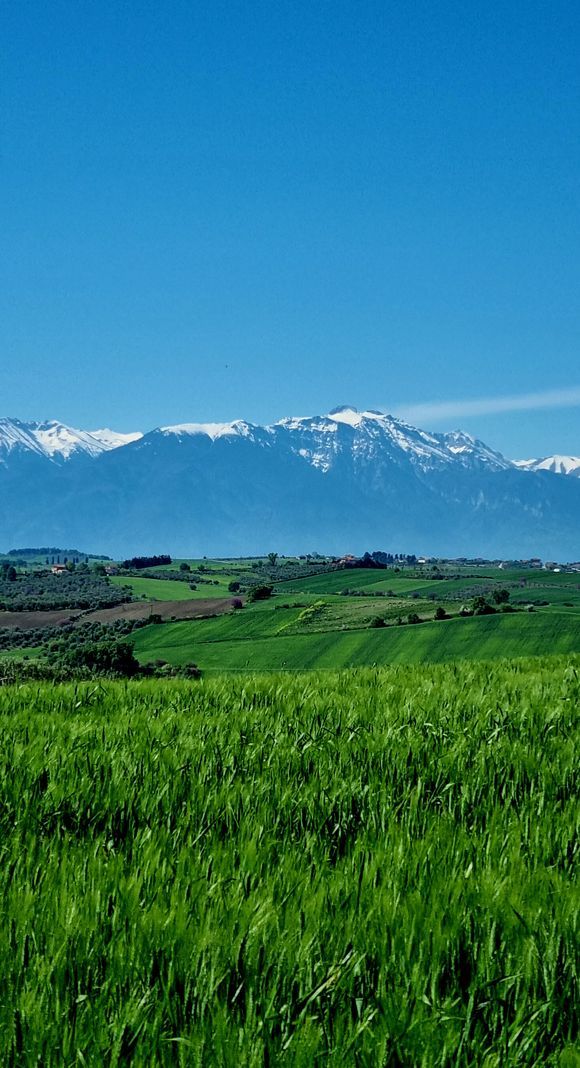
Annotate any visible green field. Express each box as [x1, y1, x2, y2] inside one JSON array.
[[109, 575, 228, 601], [0, 662, 577, 1064], [276, 566, 580, 600], [132, 607, 580, 671]]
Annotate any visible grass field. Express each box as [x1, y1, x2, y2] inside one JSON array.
[[0, 662, 577, 1064], [275, 567, 580, 601], [132, 607, 580, 672], [109, 575, 230, 601]]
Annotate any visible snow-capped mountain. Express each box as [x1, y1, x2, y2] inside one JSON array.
[[514, 455, 580, 477], [0, 418, 142, 462], [0, 407, 578, 559], [156, 407, 512, 475]]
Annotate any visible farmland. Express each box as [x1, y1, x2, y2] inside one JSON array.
[[3, 556, 580, 673], [128, 562, 580, 674], [0, 661, 577, 1064], [132, 609, 580, 671], [109, 574, 235, 601]]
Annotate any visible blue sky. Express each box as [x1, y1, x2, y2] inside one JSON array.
[[2, 0, 579, 458]]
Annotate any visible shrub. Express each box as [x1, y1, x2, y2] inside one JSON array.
[[472, 596, 496, 616], [247, 585, 273, 603]]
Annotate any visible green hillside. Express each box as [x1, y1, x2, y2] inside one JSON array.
[[132, 608, 580, 672]]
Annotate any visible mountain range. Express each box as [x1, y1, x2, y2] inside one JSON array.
[[1, 409, 579, 559]]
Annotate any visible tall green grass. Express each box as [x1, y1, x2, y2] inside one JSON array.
[[0, 659, 578, 1065]]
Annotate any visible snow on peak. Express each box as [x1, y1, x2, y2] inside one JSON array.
[[160, 420, 255, 442], [326, 406, 391, 428], [90, 428, 143, 450], [514, 455, 580, 476], [0, 418, 141, 461], [270, 407, 511, 473], [328, 407, 365, 427]]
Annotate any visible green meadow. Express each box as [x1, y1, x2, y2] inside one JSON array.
[[0, 661, 577, 1065], [109, 575, 229, 601], [132, 608, 580, 672]]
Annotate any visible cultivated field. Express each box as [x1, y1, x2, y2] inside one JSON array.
[[0, 660, 577, 1064], [132, 599, 580, 672]]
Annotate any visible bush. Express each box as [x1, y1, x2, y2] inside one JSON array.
[[370, 616, 386, 628], [179, 662, 202, 679], [179, 562, 191, 572], [247, 585, 273, 603], [228, 580, 241, 593], [434, 606, 447, 620], [472, 596, 496, 616]]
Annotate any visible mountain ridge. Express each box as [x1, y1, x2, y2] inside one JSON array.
[[1, 409, 577, 478], [0, 408, 578, 559]]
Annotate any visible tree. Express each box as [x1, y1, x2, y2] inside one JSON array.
[[228, 580, 241, 593], [472, 596, 496, 616], [267, 553, 278, 567], [434, 606, 447, 620], [492, 588, 510, 605], [63, 640, 139, 677], [179, 562, 191, 572]]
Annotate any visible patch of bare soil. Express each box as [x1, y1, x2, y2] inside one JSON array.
[[0, 598, 239, 631]]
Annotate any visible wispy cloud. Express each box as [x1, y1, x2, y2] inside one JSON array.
[[395, 387, 580, 426]]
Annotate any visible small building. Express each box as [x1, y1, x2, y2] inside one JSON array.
[[51, 564, 67, 575]]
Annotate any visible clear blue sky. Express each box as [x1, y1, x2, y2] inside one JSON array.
[[2, 0, 579, 458]]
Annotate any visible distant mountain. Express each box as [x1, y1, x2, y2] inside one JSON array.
[[514, 455, 580, 477], [0, 418, 142, 461], [0, 407, 578, 560]]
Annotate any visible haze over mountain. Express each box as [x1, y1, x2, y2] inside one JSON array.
[[1, 409, 578, 560]]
